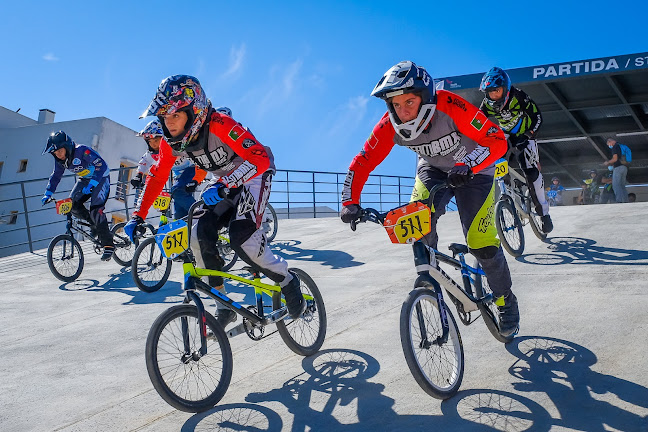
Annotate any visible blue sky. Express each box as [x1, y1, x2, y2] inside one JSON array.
[[2, 0, 646, 178]]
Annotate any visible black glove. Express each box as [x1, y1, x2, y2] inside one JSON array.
[[447, 165, 474, 188], [510, 133, 530, 149], [130, 174, 144, 188], [185, 180, 199, 193], [340, 204, 361, 224]]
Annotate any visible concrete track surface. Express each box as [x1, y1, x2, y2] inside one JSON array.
[[1, 203, 647, 432]]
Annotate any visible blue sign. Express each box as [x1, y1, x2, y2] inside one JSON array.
[[438, 52, 648, 90]]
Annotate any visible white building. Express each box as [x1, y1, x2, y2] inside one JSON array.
[[0, 106, 149, 257]]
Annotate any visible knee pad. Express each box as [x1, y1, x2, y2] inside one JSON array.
[[470, 245, 499, 260], [523, 167, 540, 183]]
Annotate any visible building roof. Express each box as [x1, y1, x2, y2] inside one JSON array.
[[439, 52, 648, 186]]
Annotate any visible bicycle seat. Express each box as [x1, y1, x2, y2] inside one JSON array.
[[448, 243, 469, 255]]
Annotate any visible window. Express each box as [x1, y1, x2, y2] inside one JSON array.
[[0, 161, 4, 179], [8, 211, 18, 225], [18, 159, 28, 172]]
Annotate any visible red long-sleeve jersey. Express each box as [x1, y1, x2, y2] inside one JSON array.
[[342, 90, 507, 205]]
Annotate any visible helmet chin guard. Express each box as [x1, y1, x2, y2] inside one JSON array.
[[388, 103, 436, 141]]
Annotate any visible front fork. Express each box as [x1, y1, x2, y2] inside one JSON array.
[[412, 242, 449, 347], [182, 277, 208, 357]]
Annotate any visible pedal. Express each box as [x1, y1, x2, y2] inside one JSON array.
[[226, 323, 246, 338], [263, 307, 289, 325]]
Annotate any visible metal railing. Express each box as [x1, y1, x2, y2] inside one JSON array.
[[0, 167, 439, 257]]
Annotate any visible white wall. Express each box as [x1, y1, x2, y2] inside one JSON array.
[[0, 111, 150, 256]]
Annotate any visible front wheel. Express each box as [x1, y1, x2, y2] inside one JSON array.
[[132, 236, 172, 292], [472, 259, 515, 344], [262, 204, 278, 242], [273, 268, 327, 356], [145, 305, 233, 413], [47, 234, 84, 282], [400, 288, 464, 399], [111, 222, 139, 266], [495, 199, 525, 257]]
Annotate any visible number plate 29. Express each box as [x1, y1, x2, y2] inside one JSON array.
[[155, 219, 189, 259], [56, 198, 73, 215], [153, 193, 171, 210], [383, 201, 432, 244]]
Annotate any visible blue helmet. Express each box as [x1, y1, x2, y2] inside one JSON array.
[[43, 131, 75, 167], [371, 61, 437, 141], [215, 106, 232, 117], [480, 67, 511, 111]]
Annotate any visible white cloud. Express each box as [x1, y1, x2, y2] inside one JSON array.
[[256, 59, 303, 116], [222, 44, 246, 78], [43, 53, 59, 61], [326, 95, 369, 137]]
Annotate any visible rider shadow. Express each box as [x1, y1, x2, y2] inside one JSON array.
[[270, 239, 364, 269], [58, 266, 183, 306], [517, 236, 648, 266], [504, 336, 648, 431], [237, 349, 485, 431]]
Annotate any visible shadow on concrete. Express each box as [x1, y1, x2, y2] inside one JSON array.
[[216, 348, 503, 432], [181, 403, 284, 432], [517, 236, 648, 266], [503, 335, 648, 431], [270, 240, 365, 269], [58, 266, 183, 306]]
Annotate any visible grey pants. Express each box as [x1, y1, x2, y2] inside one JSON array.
[[612, 165, 628, 203]]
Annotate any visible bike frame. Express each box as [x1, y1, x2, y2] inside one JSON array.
[[496, 166, 532, 222]]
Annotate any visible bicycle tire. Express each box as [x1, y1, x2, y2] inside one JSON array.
[[528, 207, 547, 242], [472, 259, 514, 344], [217, 228, 238, 271], [495, 199, 525, 257], [400, 288, 464, 399], [111, 222, 138, 266], [47, 234, 84, 282], [145, 304, 233, 413], [263, 204, 278, 242], [272, 268, 327, 356], [132, 236, 172, 293]]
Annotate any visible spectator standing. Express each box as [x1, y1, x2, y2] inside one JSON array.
[[603, 138, 628, 203]]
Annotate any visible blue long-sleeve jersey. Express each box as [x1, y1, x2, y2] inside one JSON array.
[[46, 145, 109, 194]]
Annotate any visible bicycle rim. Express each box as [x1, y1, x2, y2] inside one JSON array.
[[400, 289, 464, 399], [47, 234, 84, 282], [262, 205, 278, 242], [495, 199, 525, 257], [111, 222, 137, 266], [133, 237, 172, 292], [146, 305, 233, 412]]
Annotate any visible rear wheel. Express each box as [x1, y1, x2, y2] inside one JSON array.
[[400, 288, 464, 399], [132, 236, 172, 292], [526, 194, 547, 242], [495, 199, 525, 257], [145, 305, 233, 412], [262, 204, 278, 242], [272, 268, 327, 356], [111, 222, 139, 266], [47, 234, 84, 282], [472, 259, 514, 344]]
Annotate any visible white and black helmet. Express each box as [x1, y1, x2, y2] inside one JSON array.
[[371, 61, 437, 141]]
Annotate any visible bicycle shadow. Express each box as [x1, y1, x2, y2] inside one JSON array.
[[199, 348, 505, 431], [504, 336, 648, 431], [269, 239, 365, 270], [517, 236, 648, 266], [181, 403, 284, 432], [58, 266, 183, 306]]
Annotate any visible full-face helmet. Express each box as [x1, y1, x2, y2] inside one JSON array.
[[42, 131, 75, 167], [480, 67, 511, 111], [371, 61, 437, 141], [140, 75, 211, 151]]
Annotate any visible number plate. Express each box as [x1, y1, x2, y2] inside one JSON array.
[[383, 201, 432, 244], [55, 198, 73, 215], [494, 158, 508, 179], [153, 192, 171, 210], [155, 219, 189, 259]]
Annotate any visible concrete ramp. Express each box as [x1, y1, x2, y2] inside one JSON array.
[[1, 203, 647, 431]]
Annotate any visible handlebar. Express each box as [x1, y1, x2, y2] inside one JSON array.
[[350, 182, 448, 230], [185, 186, 231, 240]]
